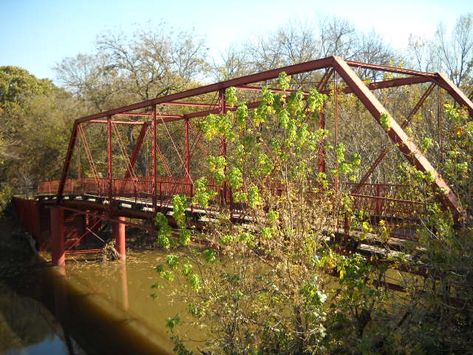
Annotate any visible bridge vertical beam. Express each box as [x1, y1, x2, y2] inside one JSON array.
[[107, 116, 113, 206], [184, 118, 191, 196], [50, 207, 65, 266], [316, 69, 332, 179], [318, 110, 326, 174], [113, 216, 126, 260], [333, 73, 340, 192], [58, 122, 79, 201], [218, 89, 229, 205], [152, 105, 157, 211]]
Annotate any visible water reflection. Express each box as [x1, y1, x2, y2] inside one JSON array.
[[0, 279, 79, 355], [120, 261, 129, 312], [0, 248, 204, 354], [54, 250, 191, 354]]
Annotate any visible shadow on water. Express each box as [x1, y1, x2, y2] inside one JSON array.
[[0, 218, 194, 354]]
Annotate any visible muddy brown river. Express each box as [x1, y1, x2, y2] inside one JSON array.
[[0, 246, 202, 355]]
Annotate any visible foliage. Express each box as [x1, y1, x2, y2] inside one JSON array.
[[153, 74, 406, 353], [0, 66, 81, 211], [55, 24, 209, 110]]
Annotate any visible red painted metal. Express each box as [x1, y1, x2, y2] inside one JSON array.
[[42, 54, 472, 266], [218, 89, 229, 204], [237, 75, 431, 96], [125, 122, 149, 179], [74, 57, 336, 125], [55, 56, 469, 216], [107, 117, 113, 207], [113, 216, 126, 260], [12, 197, 45, 248], [50, 207, 65, 266], [345, 60, 438, 78], [184, 118, 191, 183], [152, 106, 157, 212], [160, 101, 217, 108], [334, 72, 340, 191], [90, 120, 147, 125], [316, 69, 332, 176], [78, 125, 100, 185], [58, 122, 78, 201], [352, 83, 436, 194], [435, 72, 473, 116], [332, 56, 463, 218]]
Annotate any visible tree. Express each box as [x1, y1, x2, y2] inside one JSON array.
[[213, 18, 398, 87], [211, 48, 253, 81], [0, 66, 81, 209], [55, 24, 210, 110], [409, 14, 473, 92], [435, 14, 473, 88]]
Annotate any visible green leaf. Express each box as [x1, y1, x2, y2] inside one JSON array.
[[208, 155, 227, 185], [182, 262, 193, 276], [172, 195, 188, 228], [225, 87, 238, 107], [192, 177, 216, 208], [166, 254, 180, 269], [228, 167, 243, 189], [203, 249, 217, 263], [166, 315, 181, 330], [277, 72, 291, 91], [248, 185, 263, 208], [188, 273, 201, 291], [379, 112, 392, 130]]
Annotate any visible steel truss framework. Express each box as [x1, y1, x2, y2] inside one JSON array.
[[33, 56, 473, 265], [48, 56, 472, 218]]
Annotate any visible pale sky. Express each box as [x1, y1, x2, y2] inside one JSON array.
[[0, 0, 471, 81]]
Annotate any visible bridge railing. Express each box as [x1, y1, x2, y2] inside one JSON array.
[[38, 179, 423, 219], [38, 177, 222, 205], [346, 182, 424, 218]]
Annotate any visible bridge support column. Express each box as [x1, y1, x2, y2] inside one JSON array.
[[113, 216, 126, 260], [50, 207, 65, 266]]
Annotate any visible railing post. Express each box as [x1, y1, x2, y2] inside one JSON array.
[[218, 89, 228, 206], [184, 117, 191, 184], [318, 109, 326, 175], [375, 184, 382, 216]]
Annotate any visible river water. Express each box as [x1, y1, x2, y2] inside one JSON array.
[[0, 220, 411, 354], [0, 242, 199, 354]]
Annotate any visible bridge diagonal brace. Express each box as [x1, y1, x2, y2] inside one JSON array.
[[351, 83, 436, 194], [58, 123, 78, 201], [124, 122, 149, 179], [332, 56, 463, 219], [435, 72, 473, 116]]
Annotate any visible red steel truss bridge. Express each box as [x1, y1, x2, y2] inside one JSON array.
[[13, 56, 473, 266]]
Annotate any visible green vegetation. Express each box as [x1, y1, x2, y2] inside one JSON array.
[[152, 76, 473, 353], [1, 14, 472, 354]]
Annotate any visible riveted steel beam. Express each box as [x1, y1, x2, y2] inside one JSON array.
[[333, 56, 463, 219]]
